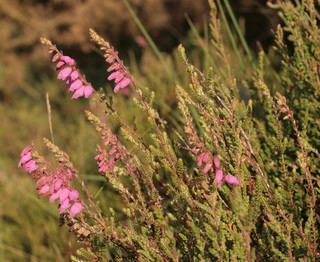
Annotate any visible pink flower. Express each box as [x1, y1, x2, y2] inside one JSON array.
[[95, 146, 116, 173], [108, 71, 123, 82], [213, 156, 220, 169], [197, 151, 214, 174], [24, 160, 38, 173], [47, 47, 94, 99], [215, 168, 224, 187], [197, 152, 210, 167], [95, 129, 128, 174], [114, 77, 131, 93], [107, 63, 121, 72], [59, 188, 70, 202], [54, 179, 63, 190], [56, 61, 65, 69], [69, 190, 79, 201], [18, 144, 85, 218], [39, 185, 50, 195], [49, 190, 61, 202], [37, 169, 83, 218], [71, 84, 94, 99], [69, 79, 82, 92], [19, 152, 32, 165], [57, 67, 72, 80], [36, 176, 50, 188], [69, 202, 84, 218], [61, 55, 75, 66], [18, 146, 38, 173], [60, 198, 71, 213], [104, 46, 132, 93], [70, 71, 80, 81], [224, 174, 240, 186], [202, 162, 213, 174]]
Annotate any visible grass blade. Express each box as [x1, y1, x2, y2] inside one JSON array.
[[223, 0, 253, 61]]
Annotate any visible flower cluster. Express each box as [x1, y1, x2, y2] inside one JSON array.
[[186, 127, 240, 187], [40, 37, 94, 99], [51, 52, 94, 99], [19, 146, 84, 218], [36, 167, 84, 218], [197, 150, 240, 187], [18, 146, 38, 173], [95, 132, 124, 174], [89, 29, 132, 93], [105, 46, 132, 93], [95, 145, 117, 173], [197, 151, 219, 174]]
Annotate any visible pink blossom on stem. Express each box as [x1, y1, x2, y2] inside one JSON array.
[[95, 126, 130, 174], [57, 67, 72, 80], [34, 167, 84, 218], [224, 174, 240, 186], [187, 132, 240, 187], [19, 146, 84, 218], [215, 168, 224, 187], [197, 151, 215, 174], [49, 190, 61, 202], [104, 46, 132, 93], [24, 160, 38, 173], [18, 146, 38, 173], [69, 190, 80, 201], [185, 117, 240, 188], [95, 146, 118, 174], [60, 198, 71, 213], [46, 45, 94, 99], [71, 85, 94, 99], [202, 162, 213, 174], [59, 188, 70, 202], [39, 185, 50, 195], [197, 152, 210, 165], [69, 202, 84, 218], [213, 156, 220, 169], [54, 179, 63, 190]]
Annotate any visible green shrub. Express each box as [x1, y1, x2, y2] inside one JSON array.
[[13, 0, 320, 261]]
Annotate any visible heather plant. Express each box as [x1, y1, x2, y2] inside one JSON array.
[[15, 0, 320, 261]]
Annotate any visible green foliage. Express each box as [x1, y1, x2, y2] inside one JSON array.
[[2, 0, 320, 261]]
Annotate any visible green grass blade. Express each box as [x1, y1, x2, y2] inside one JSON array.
[[185, 15, 218, 72], [223, 0, 253, 61], [216, 0, 245, 70], [122, 0, 172, 77]]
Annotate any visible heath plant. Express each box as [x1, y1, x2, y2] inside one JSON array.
[[17, 1, 319, 261]]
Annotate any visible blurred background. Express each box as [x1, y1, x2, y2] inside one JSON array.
[[0, 0, 280, 260]]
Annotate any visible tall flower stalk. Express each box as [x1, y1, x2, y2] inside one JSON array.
[[18, 146, 84, 218], [41, 38, 94, 99], [89, 29, 132, 93]]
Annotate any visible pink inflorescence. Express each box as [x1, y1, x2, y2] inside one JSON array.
[[95, 132, 124, 174], [104, 46, 132, 93], [187, 128, 240, 187], [94, 124, 131, 175], [18, 146, 84, 218], [18, 146, 38, 173], [196, 151, 240, 187], [50, 50, 94, 99], [95, 145, 116, 173]]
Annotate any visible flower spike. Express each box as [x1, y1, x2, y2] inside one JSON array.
[[89, 29, 132, 94], [18, 145, 84, 218], [40, 37, 94, 99]]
